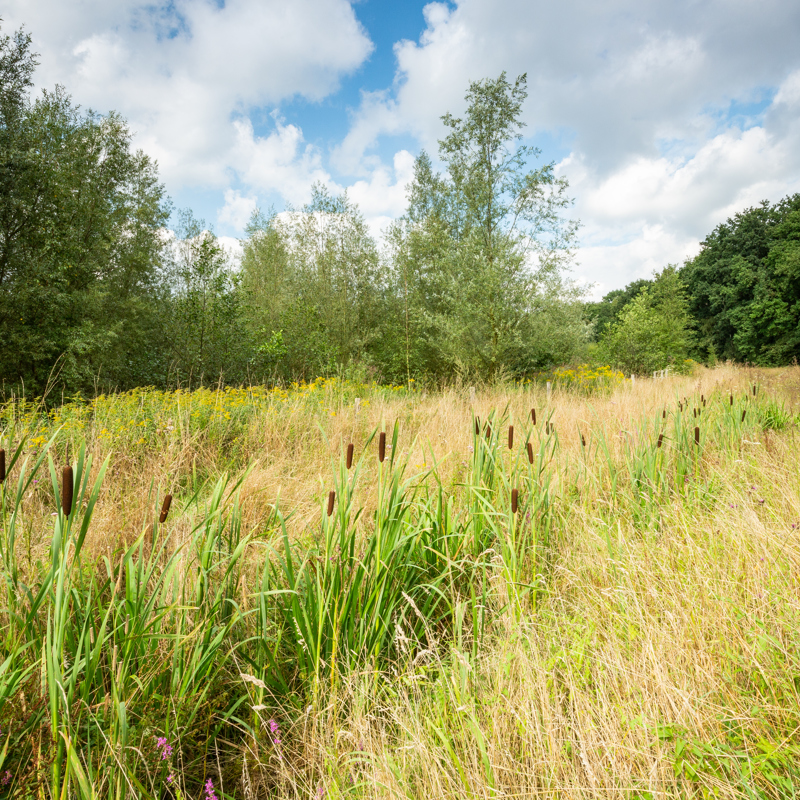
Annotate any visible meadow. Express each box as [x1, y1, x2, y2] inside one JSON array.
[[0, 364, 799, 799]]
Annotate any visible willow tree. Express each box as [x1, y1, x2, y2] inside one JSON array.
[[389, 73, 584, 379]]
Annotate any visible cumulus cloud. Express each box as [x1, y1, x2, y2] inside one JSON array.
[[5, 0, 373, 190], [7, 0, 800, 289]]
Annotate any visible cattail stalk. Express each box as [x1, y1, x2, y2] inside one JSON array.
[[527, 442, 534, 464], [159, 494, 173, 524], [475, 417, 480, 436], [657, 433, 664, 448], [346, 443, 354, 470], [508, 426, 514, 449], [0, 448, 5, 484], [327, 491, 335, 517], [580, 433, 586, 448], [378, 431, 386, 463], [511, 489, 519, 514], [530, 408, 536, 425], [62, 466, 74, 517], [730, 394, 733, 406], [742, 409, 747, 422], [694, 427, 700, 446]]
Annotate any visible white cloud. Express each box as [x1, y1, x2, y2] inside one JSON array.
[[5, 0, 372, 189], [217, 190, 258, 231]]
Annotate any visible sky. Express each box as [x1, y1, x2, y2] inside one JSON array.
[[5, 0, 800, 297]]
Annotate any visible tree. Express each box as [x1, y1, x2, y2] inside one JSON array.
[[390, 72, 582, 379], [241, 186, 381, 380], [163, 211, 247, 385], [0, 23, 171, 396], [584, 278, 652, 341], [600, 266, 692, 375], [681, 194, 800, 365]]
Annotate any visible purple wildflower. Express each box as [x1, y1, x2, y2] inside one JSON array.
[[204, 779, 218, 800], [155, 736, 173, 760], [1, 771, 9, 786]]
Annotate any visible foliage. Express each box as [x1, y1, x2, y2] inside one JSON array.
[[681, 193, 800, 365], [241, 187, 382, 381], [0, 24, 171, 396], [584, 278, 652, 340], [163, 211, 249, 385], [599, 266, 693, 374], [385, 73, 584, 380]]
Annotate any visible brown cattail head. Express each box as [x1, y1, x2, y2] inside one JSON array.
[[753, 384, 757, 396], [580, 433, 586, 448], [62, 466, 74, 517], [662, 408, 666, 419], [327, 490, 335, 517], [694, 426, 700, 446], [701, 394, 704, 403], [693, 408, 698, 417], [657, 433, 664, 449], [378, 431, 386, 463], [526, 441, 534, 464], [511, 488, 519, 514], [742, 409, 747, 422], [679, 401, 683, 411], [346, 443, 354, 470], [531, 408, 537, 426], [485, 422, 492, 440], [702, 398, 706, 407], [0, 448, 5, 483], [475, 417, 480, 436], [159, 494, 173, 524], [508, 426, 514, 449], [730, 394, 734, 406]]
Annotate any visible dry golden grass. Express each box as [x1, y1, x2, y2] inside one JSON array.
[[4, 364, 800, 798]]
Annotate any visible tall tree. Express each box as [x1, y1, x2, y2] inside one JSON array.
[[0, 23, 171, 396], [241, 186, 381, 380], [390, 73, 582, 379], [681, 194, 800, 365]]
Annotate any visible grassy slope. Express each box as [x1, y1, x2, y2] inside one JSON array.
[[1, 365, 799, 798]]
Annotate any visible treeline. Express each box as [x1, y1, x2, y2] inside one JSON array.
[[586, 193, 800, 372], [3, 23, 798, 399], [1, 26, 586, 396]]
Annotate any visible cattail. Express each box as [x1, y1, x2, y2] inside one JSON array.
[[742, 409, 747, 422], [327, 490, 335, 516], [679, 401, 683, 411], [0, 448, 5, 483], [485, 423, 492, 440], [702, 398, 706, 407], [527, 442, 534, 464], [662, 408, 666, 419], [730, 394, 734, 406], [378, 431, 386, 463], [62, 466, 74, 517], [753, 384, 757, 396], [475, 417, 480, 436], [694, 427, 700, 446], [701, 394, 704, 404], [159, 494, 173, 524], [346, 443, 354, 470], [508, 426, 514, 449], [531, 408, 537, 425], [511, 488, 519, 514], [657, 433, 664, 448], [580, 433, 586, 448]]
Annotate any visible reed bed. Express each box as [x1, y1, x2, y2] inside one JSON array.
[[1, 364, 799, 798]]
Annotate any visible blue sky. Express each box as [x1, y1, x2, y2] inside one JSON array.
[[6, 0, 800, 296]]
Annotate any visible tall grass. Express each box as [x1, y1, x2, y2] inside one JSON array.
[[1, 365, 799, 797]]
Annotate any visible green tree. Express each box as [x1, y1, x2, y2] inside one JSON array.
[[584, 278, 652, 341], [163, 211, 246, 385], [0, 24, 171, 396], [241, 186, 381, 380], [600, 266, 692, 375], [389, 73, 582, 380], [681, 194, 800, 365]]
